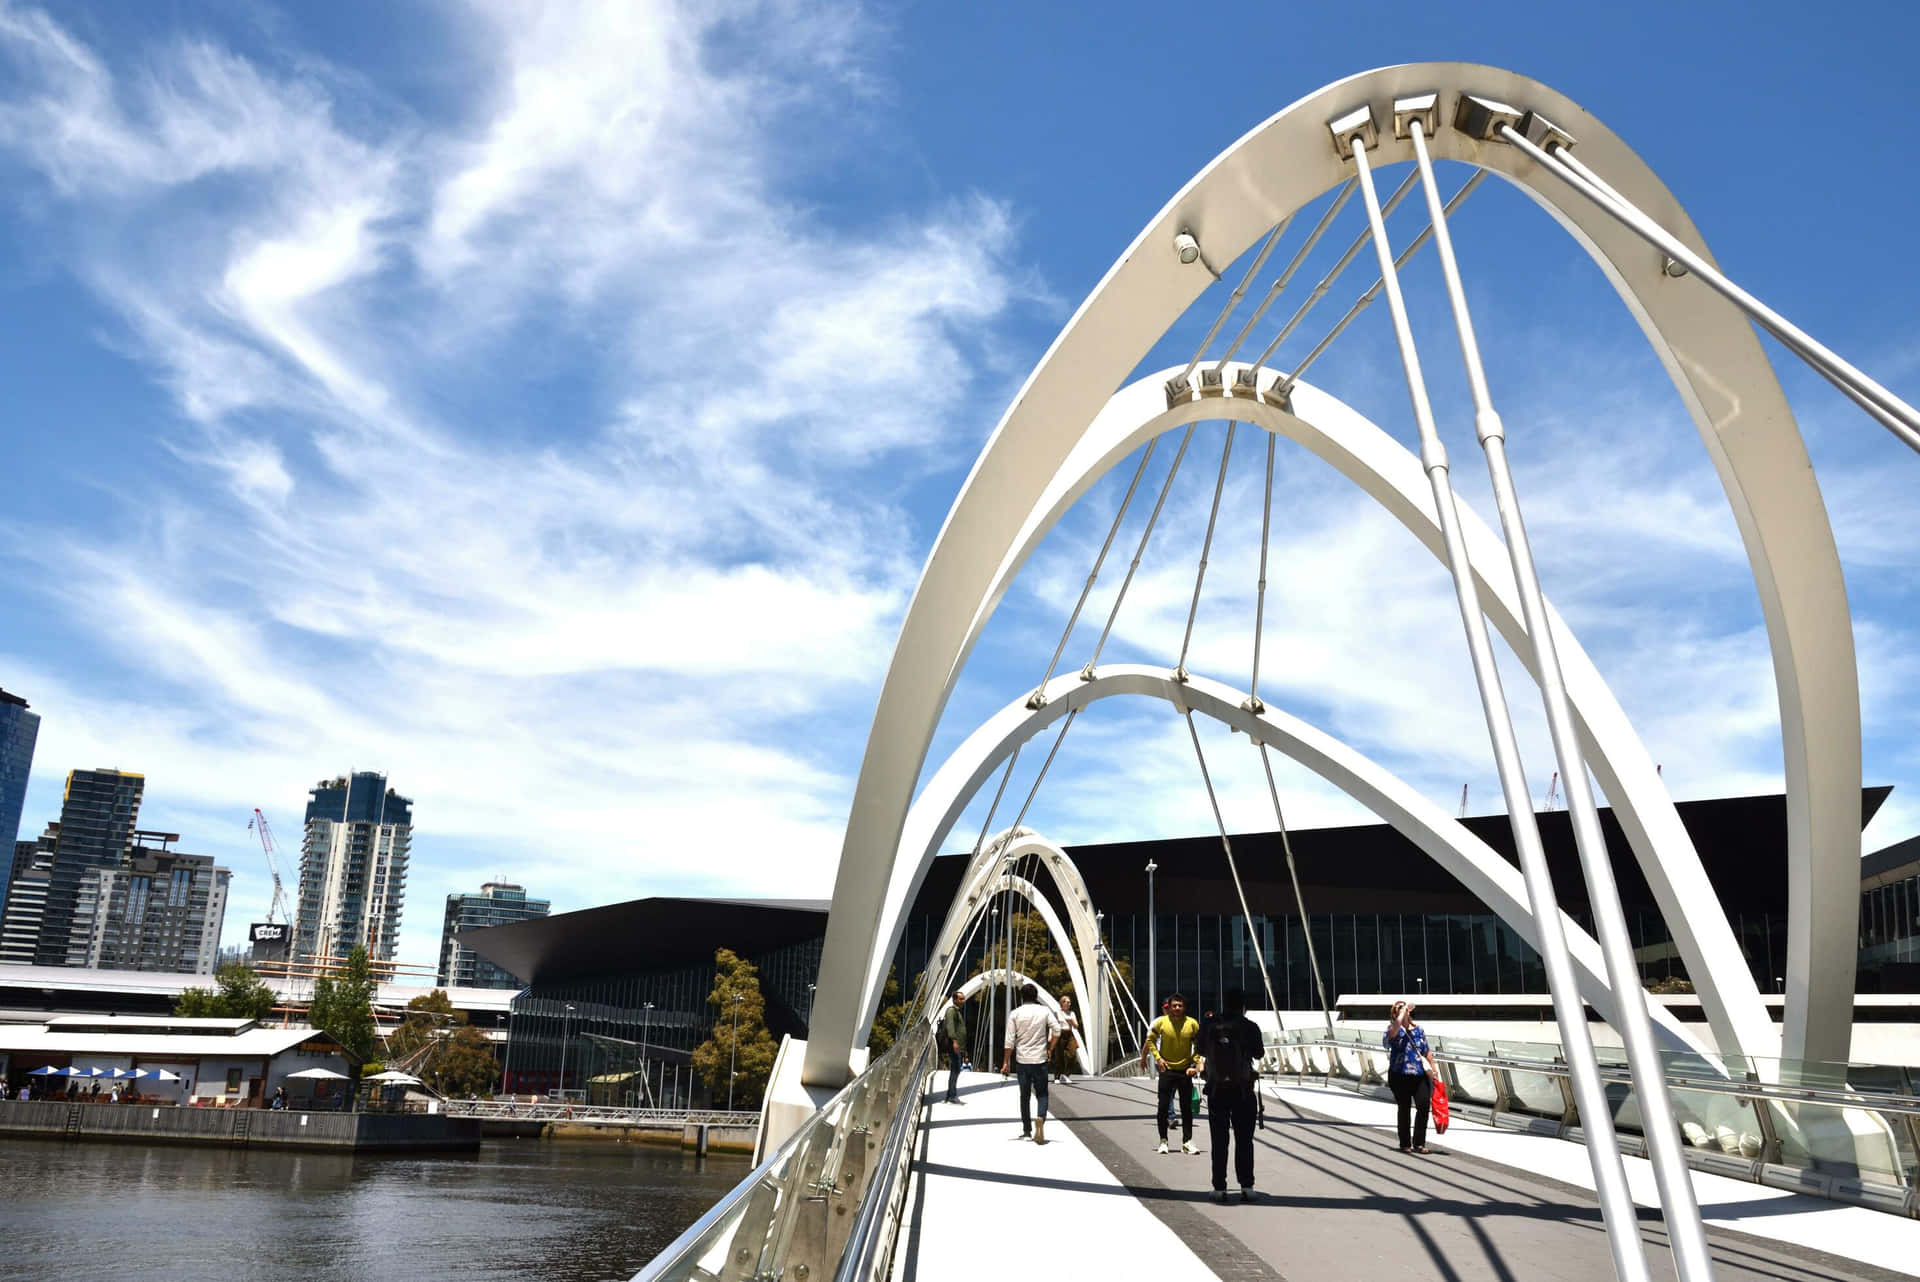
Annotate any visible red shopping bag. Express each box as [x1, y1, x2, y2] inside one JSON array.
[[1431, 1078, 1450, 1134]]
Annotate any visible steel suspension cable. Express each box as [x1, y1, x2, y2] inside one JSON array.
[[1255, 745, 1333, 1032], [1031, 439, 1162, 701], [1244, 431, 1334, 1031], [1175, 423, 1236, 676], [1248, 433, 1275, 707], [1347, 126, 1652, 1282], [1410, 121, 1717, 1282], [1085, 423, 1197, 672], [1497, 124, 1920, 455], [1183, 218, 1292, 379], [1274, 170, 1487, 399], [1179, 712, 1284, 1020], [1210, 182, 1356, 371], [1248, 169, 1421, 373]]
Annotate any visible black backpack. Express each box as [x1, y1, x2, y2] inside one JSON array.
[[1206, 1018, 1255, 1091]]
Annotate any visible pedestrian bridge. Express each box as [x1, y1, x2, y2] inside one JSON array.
[[640, 60, 1917, 1282]]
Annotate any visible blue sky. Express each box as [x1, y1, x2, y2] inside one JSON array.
[[0, 1, 1915, 972]]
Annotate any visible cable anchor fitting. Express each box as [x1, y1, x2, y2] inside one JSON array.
[[1024, 689, 1049, 710], [1327, 105, 1378, 160]]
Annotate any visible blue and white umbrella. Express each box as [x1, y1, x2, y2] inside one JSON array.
[[112, 1068, 149, 1079], [26, 1065, 59, 1076]]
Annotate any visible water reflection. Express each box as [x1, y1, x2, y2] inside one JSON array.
[[0, 1137, 748, 1282]]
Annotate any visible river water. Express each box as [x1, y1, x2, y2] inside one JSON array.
[[0, 1136, 749, 1282]]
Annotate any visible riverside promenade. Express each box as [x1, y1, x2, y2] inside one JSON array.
[[0, 1098, 479, 1152], [887, 1072, 1913, 1281]]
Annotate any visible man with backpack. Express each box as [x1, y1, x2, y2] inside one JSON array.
[[1197, 988, 1264, 1203]]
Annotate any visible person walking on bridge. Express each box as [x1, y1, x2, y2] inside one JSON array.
[[1142, 992, 1200, 1154], [1384, 1000, 1438, 1155], [1000, 984, 1060, 1143], [942, 990, 969, 1105], [1198, 988, 1264, 1202], [1051, 993, 1080, 1084]]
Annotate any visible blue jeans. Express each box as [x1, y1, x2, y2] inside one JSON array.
[[1015, 1062, 1049, 1132], [946, 1046, 963, 1101]]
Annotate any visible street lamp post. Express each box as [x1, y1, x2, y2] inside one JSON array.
[[640, 1001, 655, 1108], [988, 904, 1000, 1053], [1146, 859, 1159, 1015], [727, 992, 744, 1111], [558, 1003, 576, 1100]]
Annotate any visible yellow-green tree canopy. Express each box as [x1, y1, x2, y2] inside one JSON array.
[[690, 948, 777, 1109]]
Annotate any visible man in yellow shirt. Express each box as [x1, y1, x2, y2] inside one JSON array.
[[1140, 992, 1200, 1154]]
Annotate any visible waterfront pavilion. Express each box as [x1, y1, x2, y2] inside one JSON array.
[[0, 1014, 351, 1107]]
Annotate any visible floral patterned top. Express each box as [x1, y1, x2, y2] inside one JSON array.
[[1384, 1024, 1431, 1076]]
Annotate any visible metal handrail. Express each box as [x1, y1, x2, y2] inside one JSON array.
[[1270, 1036, 1920, 1119], [440, 1100, 759, 1126], [630, 1065, 878, 1282], [835, 1025, 937, 1282]]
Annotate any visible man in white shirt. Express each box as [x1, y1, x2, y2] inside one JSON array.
[[999, 983, 1060, 1143]]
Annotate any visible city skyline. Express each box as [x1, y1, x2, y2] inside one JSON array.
[[1, 3, 1916, 977]]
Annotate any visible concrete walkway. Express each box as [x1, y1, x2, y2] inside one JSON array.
[[890, 1071, 1219, 1281], [894, 1072, 1912, 1281]]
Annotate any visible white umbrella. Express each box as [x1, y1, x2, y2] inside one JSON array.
[[284, 1067, 348, 1080], [366, 1070, 421, 1084]]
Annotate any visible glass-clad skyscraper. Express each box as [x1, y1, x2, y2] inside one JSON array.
[[439, 881, 551, 988], [294, 772, 412, 964], [35, 768, 144, 967], [0, 688, 40, 922]]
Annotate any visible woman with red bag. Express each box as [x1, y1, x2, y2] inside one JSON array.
[[1384, 1000, 1440, 1155]]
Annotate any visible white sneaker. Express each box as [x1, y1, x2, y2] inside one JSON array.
[[1060, 1075, 1074, 1084], [1156, 1140, 1169, 1154], [1181, 1140, 1198, 1155]]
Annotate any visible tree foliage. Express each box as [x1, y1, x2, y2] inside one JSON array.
[[690, 949, 777, 1109], [866, 967, 925, 1055], [379, 988, 499, 1095], [174, 963, 279, 1020], [309, 945, 378, 1077]]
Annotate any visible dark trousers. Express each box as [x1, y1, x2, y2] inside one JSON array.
[[946, 1045, 962, 1101], [1388, 1071, 1432, 1149], [1207, 1086, 1257, 1190], [1015, 1062, 1049, 1132], [1156, 1068, 1194, 1142]]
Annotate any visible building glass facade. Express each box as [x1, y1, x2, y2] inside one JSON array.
[[502, 934, 822, 1104], [294, 773, 412, 964], [439, 882, 551, 989], [34, 769, 144, 967], [0, 689, 39, 923]]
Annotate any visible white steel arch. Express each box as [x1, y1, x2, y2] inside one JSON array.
[[860, 665, 1704, 1059], [806, 63, 1858, 1088], [921, 834, 1108, 1071], [925, 871, 1097, 1076]]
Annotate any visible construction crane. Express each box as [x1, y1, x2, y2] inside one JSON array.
[[248, 808, 292, 924]]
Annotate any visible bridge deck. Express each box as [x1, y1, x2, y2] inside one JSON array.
[[890, 1072, 1911, 1281]]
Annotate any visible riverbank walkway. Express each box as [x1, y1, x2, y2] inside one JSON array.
[[889, 1072, 1914, 1281]]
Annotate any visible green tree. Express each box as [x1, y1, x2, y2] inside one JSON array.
[[867, 967, 923, 1055], [308, 945, 378, 1085], [690, 949, 777, 1109], [429, 1025, 500, 1096], [173, 963, 279, 1020], [378, 989, 497, 1095], [384, 989, 460, 1069]]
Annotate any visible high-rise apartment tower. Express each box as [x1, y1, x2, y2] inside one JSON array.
[[67, 833, 230, 973], [0, 689, 40, 921], [34, 769, 144, 967], [293, 773, 412, 965], [439, 881, 550, 989]]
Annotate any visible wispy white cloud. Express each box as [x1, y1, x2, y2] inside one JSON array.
[[0, 0, 1035, 961]]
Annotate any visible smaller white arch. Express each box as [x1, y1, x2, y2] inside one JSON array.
[[948, 969, 1089, 1076], [928, 832, 1109, 1069], [851, 665, 1705, 1068]]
